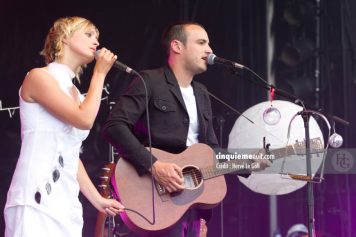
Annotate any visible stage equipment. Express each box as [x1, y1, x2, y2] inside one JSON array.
[[228, 100, 325, 195]]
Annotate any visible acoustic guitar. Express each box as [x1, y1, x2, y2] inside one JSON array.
[[114, 139, 323, 236]]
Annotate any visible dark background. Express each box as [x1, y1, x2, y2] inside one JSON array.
[[1, 0, 356, 236]]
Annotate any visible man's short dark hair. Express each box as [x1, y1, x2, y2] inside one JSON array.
[[161, 22, 204, 56]]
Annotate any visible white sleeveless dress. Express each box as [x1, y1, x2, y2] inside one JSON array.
[[4, 62, 90, 237]]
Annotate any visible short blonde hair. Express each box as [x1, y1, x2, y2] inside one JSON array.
[[40, 16, 99, 80]]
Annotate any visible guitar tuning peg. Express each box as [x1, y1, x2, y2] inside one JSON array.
[[328, 133, 343, 148], [101, 168, 110, 173]]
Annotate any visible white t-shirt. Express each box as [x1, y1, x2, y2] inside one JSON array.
[[180, 85, 199, 146]]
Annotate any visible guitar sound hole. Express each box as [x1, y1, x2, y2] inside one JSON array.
[[182, 166, 202, 190]]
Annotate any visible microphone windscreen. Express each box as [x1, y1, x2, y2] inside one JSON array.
[[94, 50, 100, 59], [206, 54, 216, 65]]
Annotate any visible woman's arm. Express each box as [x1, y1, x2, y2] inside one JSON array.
[[77, 159, 124, 216], [21, 49, 116, 129]]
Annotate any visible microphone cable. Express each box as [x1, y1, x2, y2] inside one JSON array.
[[97, 49, 157, 226], [119, 71, 156, 226], [98, 50, 157, 226]]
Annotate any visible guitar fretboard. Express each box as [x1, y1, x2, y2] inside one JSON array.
[[200, 138, 322, 180]]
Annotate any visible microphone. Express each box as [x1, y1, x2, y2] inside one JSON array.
[[206, 53, 245, 69], [95, 50, 138, 75]]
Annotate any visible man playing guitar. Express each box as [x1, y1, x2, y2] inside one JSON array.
[[102, 22, 258, 237]]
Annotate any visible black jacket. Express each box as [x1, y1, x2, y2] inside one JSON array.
[[102, 65, 219, 175]]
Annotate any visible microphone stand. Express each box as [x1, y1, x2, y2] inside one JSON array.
[[216, 115, 226, 237], [300, 110, 315, 236], [222, 64, 349, 237]]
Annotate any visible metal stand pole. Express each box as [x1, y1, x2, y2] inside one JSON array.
[[216, 115, 225, 237], [315, 0, 321, 109], [301, 111, 316, 237]]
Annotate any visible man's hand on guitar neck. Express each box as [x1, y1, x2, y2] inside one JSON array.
[[150, 160, 185, 193]]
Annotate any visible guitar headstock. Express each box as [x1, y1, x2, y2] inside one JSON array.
[[293, 137, 324, 155], [98, 162, 116, 199]]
